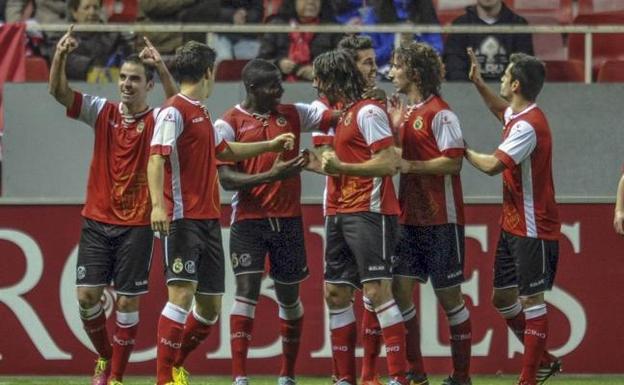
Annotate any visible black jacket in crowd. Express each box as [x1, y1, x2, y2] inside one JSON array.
[[444, 3, 534, 81]]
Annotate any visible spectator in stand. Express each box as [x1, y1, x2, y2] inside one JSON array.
[[258, 0, 340, 82], [444, 0, 533, 81], [262, 0, 283, 21], [5, 0, 67, 58], [214, 0, 264, 62], [56, 0, 133, 81], [138, 0, 220, 58], [331, 0, 442, 78]]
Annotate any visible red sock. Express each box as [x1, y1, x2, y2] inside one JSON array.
[[331, 322, 357, 383], [402, 307, 425, 377], [381, 322, 408, 382], [520, 310, 548, 384], [110, 322, 138, 381], [156, 304, 187, 385], [82, 309, 112, 359], [361, 303, 382, 381], [174, 311, 215, 367], [506, 309, 526, 343], [279, 316, 303, 377], [449, 319, 472, 382], [230, 314, 254, 378]]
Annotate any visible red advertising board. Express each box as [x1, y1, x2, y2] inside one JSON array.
[[0, 204, 622, 375]]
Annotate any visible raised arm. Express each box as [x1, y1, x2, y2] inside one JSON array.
[[614, 173, 624, 235], [49, 25, 78, 108], [140, 36, 178, 99], [218, 153, 306, 191], [467, 47, 509, 122]]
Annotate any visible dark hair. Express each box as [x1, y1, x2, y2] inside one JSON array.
[[68, 0, 103, 12], [392, 42, 444, 98], [509, 53, 546, 101], [242, 59, 281, 92], [173, 41, 216, 84], [122, 54, 155, 82], [337, 35, 373, 51], [313, 49, 365, 103], [276, 0, 335, 23]]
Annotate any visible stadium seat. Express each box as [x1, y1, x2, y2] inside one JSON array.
[[568, 14, 624, 75], [507, 0, 574, 24], [103, 0, 138, 22], [24, 56, 50, 82], [215, 59, 249, 81], [597, 60, 624, 82], [544, 60, 585, 82], [524, 15, 567, 60], [578, 0, 624, 15]]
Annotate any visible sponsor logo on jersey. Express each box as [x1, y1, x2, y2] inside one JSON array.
[[368, 265, 385, 271], [231, 331, 252, 340], [231, 253, 239, 268], [172, 257, 184, 274], [160, 337, 182, 349], [113, 335, 136, 346], [192, 116, 205, 124]]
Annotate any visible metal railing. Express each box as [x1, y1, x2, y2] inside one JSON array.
[[27, 22, 624, 84]]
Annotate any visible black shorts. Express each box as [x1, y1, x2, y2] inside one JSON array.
[[393, 224, 465, 289], [324, 212, 397, 288], [76, 218, 154, 295], [229, 217, 309, 284], [493, 230, 559, 297], [163, 218, 225, 295]]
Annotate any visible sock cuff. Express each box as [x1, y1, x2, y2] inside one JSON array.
[[162, 302, 189, 324], [401, 305, 416, 322], [447, 305, 470, 326], [231, 297, 257, 319], [329, 304, 356, 330], [193, 307, 219, 325], [362, 295, 374, 312], [496, 301, 523, 319], [375, 300, 403, 329], [79, 302, 103, 320], [524, 303, 547, 320], [116, 311, 139, 327], [278, 299, 304, 321]]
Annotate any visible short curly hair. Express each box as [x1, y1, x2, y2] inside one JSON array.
[[173, 41, 216, 84], [392, 42, 445, 98]]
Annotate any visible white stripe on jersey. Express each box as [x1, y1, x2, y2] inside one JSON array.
[[370, 176, 382, 213], [444, 174, 457, 223], [80, 94, 107, 128], [521, 158, 537, 237], [170, 147, 184, 220], [230, 191, 240, 225], [214, 118, 236, 142], [323, 175, 329, 216]]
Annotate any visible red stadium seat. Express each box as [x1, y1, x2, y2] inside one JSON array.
[[578, 0, 624, 15], [103, 0, 138, 22], [597, 60, 624, 82], [569, 14, 624, 75], [507, 0, 574, 24], [24, 56, 50, 82], [544, 60, 584, 82], [524, 15, 566, 60], [215, 59, 249, 81]]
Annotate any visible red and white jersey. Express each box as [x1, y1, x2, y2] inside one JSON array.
[[215, 102, 324, 223], [333, 99, 400, 215], [150, 93, 228, 221], [311, 98, 340, 217], [67, 91, 157, 226], [494, 104, 560, 240], [399, 96, 465, 226]]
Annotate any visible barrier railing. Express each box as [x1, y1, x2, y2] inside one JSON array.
[[27, 23, 624, 84]]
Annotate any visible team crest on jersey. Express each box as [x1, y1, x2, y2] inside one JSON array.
[[76, 266, 86, 280], [172, 257, 184, 274], [239, 253, 252, 267], [344, 112, 353, 126], [185, 261, 196, 274], [136, 120, 145, 133], [231, 253, 239, 268], [276, 116, 287, 127], [413, 116, 424, 130]]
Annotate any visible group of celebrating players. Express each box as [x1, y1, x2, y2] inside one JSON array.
[[49, 22, 561, 385]]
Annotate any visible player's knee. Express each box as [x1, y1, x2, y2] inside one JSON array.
[[362, 280, 392, 307], [324, 286, 350, 309], [167, 282, 196, 308], [76, 288, 102, 309], [491, 289, 516, 309], [116, 295, 139, 312], [235, 275, 261, 300]]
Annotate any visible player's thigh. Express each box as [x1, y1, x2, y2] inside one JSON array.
[[162, 219, 204, 287], [493, 230, 518, 291], [196, 219, 226, 296], [229, 219, 269, 277], [426, 224, 466, 290], [341, 212, 396, 284], [324, 215, 360, 290], [393, 224, 428, 284], [76, 219, 115, 288], [509, 235, 559, 298], [267, 217, 309, 285], [113, 225, 154, 295]]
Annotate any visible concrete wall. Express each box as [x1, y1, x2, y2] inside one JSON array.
[[3, 82, 623, 203]]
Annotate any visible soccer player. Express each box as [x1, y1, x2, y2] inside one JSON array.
[[49, 26, 177, 385], [614, 173, 624, 235], [464, 48, 561, 385], [213, 58, 327, 385], [315, 50, 408, 385], [147, 42, 295, 385], [387, 42, 472, 385]]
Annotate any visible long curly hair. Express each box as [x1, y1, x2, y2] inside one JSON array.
[[313, 50, 366, 104], [392, 42, 445, 98]]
